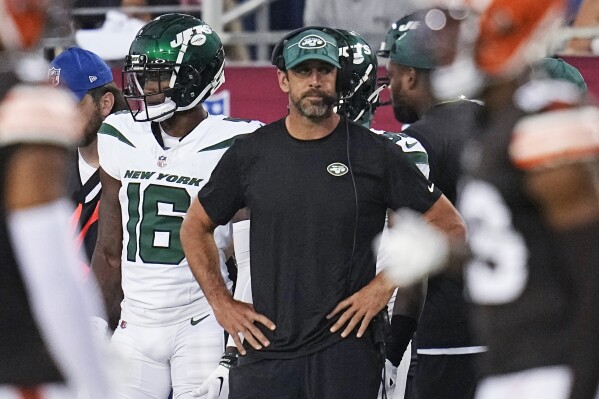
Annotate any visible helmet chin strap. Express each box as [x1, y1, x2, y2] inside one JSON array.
[[138, 99, 177, 122]]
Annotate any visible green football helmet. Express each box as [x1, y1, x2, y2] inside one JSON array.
[[377, 13, 423, 58], [331, 29, 383, 126], [123, 13, 225, 122]]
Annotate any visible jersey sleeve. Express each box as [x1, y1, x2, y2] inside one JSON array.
[[384, 139, 441, 213], [97, 119, 124, 180], [197, 139, 246, 226], [382, 131, 430, 179], [395, 133, 430, 179]]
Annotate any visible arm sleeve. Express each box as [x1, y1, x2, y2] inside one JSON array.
[[9, 199, 114, 398], [232, 220, 252, 303], [198, 142, 246, 226], [226, 220, 253, 348], [384, 140, 441, 213]]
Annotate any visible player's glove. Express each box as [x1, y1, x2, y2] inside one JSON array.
[[375, 208, 449, 287], [191, 350, 238, 399], [90, 316, 110, 342], [378, 359, 397, 399]]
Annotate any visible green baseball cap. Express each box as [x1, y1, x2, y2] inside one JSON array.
[[389, 13, 437, 70], [283, 29, 341, 70], [532, 58, 588, 94]]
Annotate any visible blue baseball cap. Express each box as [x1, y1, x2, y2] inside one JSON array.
[[49, 47, 114, 101]]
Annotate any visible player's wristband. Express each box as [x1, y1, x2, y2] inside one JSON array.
[[386, 315, 418, 367], [219, 348, 240, 369]]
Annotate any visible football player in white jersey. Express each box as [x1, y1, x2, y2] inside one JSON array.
[[90, 13, 263, 399], [194, 29, 429, 399]]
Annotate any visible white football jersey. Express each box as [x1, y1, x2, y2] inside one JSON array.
[[98, 112, 263, 326]]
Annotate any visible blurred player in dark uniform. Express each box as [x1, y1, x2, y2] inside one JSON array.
[[379, 11, 484, 399], [381, 1, 599, 398], [0, 1, 117, 398], [49, 47, 127, 271]]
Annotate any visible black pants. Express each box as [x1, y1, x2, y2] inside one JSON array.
[[412, 353, 480, 399], [230, 337, 382, 399]]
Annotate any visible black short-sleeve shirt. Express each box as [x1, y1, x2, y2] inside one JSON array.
[[403, 100, 483, 349], [198, 117, 441, 359]]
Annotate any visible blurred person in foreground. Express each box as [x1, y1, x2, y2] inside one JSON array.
[[380, 1, 599, 398], [0, 0, 117, 398], [49, 47, 128, 271]]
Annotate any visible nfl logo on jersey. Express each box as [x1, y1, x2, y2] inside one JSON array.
[[48, 67, 61, 86], [157, 155, 167, 168]]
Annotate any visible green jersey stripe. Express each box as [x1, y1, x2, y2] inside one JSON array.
[[198, 133, 248, 152], [98, 123, 136, 148]]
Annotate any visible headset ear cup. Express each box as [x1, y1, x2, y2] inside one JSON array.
[[277, 56, 286, 71], [271, 39, 285, 69]]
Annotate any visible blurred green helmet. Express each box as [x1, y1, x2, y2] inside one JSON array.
[[123, 13, 225, 122], [330, 29, 382, 126]]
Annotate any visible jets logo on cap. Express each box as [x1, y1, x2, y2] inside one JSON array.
[[327, 162, 348, 176], [299, 35, 327, 49]]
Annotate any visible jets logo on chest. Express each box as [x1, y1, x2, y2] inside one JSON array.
[[327, 162, 348, 176]]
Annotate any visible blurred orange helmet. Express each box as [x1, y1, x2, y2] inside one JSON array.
[[429, 0, 566, 100], [0, 0, 47, 50], [472, 0, 566, 77]]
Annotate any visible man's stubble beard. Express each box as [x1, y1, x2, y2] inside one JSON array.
[[82, 105, 104, 147], [392, 104, 420, 124], [292, 95, 336, 120]]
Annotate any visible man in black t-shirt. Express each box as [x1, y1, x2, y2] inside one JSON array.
[[379, 11, 485, 399], [181, 27, 466, 399]]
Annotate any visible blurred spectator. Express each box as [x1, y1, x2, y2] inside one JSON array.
[[121, 0, 179, 22], [566, 0, 584, 24], [303, 0, 420, 52], [76, 10, 145, 61], [73, 0, 120, 29], [223, 0, 249, 61], [271, 0, 304, 30], [564, 0, 599, 54], [121, 0, 248, 61]]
